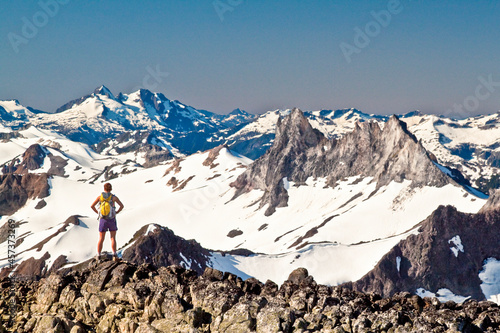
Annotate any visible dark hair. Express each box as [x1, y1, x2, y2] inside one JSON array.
[[104, 183, 112, 192]]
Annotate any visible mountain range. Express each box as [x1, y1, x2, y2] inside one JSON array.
[[1, 86, 500, 307]]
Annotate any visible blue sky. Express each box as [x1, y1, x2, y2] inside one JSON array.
[[1, 0, 499, 116]]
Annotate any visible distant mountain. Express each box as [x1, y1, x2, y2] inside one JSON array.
[[28, 86, 255, 157]]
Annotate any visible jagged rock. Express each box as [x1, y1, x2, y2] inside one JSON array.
[[202, 267, 224, 281], [32, 315, 65, 333], [216, 301, 256, 332], [135, 323, 160, 333], [59, 283, 79, 307], [34, 199, 47, 209], [4, 261, 500, 332], [190, 278, 244, 317], [122, 224, 210, 275], [118, 317, 138, 333], [231, 108, 451, 215], [1, 143, 68, 177], [16, 144, 47, 173], [256, 304, 293, 333], [262, 279, 279, 297], [31, 274, 65, 313]]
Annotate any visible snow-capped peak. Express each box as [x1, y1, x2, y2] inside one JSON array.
[[93, 85, 115, 100]]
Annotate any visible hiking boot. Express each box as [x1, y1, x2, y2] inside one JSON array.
[[95, 254, 102, 263], [113, 254, 121, 262]]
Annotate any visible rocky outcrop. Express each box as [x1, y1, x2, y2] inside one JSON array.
[[3, 264, 500, 332], [121, 224, 210, 275], [231, 108, 451, 215], [0, 173, 50, 216], [1, 144, 46, 174], [349, 194, 500, 300], [17, 144, 46, 172], [1, 143, 68, 176]]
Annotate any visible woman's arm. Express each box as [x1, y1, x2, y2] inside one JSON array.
[[114, 196, 124, 214], [91, 196, 100, 214]]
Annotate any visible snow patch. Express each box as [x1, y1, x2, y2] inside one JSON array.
[[448, 235, 464, 257], [416, 288, 470, 303], [282, 177, 290, 190], [479, 258, 500, 304], [396, 256, 401, 272], [179, 252, 192, 269]]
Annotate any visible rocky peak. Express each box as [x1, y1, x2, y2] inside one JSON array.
[[1, 144, 47, 174], [0, 173, 50, 216], [2, 144, 67, 177], [383, 114, 418, 142], [138, 89, 165, 113], [93, 85, 115, 100], [121, 223, 210, 275], [229, 108, 247, 116], [274, 108, 325, 152], [231, 108, 325, 215], [19, 144, 47, 172], [349, 204, 500, 301], [231, 110, 451, 215]]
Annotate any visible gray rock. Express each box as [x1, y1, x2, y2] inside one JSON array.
[[231, 109, 451, 216], [5, 260, 500, 332]]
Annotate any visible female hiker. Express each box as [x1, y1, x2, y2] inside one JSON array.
[[90, 182, 124, 262]]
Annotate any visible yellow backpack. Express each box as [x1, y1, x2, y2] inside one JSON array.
[[100, 193, 115, 219]]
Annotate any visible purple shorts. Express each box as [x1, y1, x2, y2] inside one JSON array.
[[99, 218, 117, 232]]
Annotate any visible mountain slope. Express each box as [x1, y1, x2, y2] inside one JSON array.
[[349, 190, 500, 302]]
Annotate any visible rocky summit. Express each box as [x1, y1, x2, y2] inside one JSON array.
[[231, 108, 452, 215], [2, 262, 500, 333]]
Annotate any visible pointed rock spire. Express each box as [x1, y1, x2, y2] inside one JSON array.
[[231, 111, 452, 215]]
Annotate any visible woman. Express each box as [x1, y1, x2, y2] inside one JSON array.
[[90, 182, 124, 262]]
